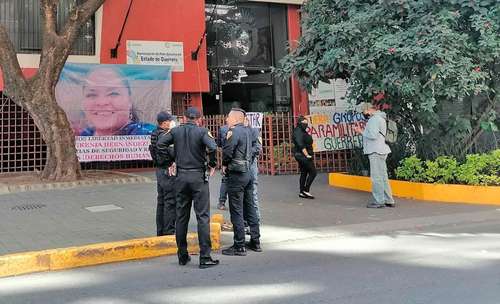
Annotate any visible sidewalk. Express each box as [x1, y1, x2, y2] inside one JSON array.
[[0, 172, 496, 255]]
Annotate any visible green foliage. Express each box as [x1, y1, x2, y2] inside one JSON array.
[[395, 155, 425, 182], [396, 149, 500, 185], [456, 150, 500, 185], [276, 0, 500, 165], [423, 156, 459, 183]]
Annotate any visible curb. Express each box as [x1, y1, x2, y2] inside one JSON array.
[[0, 171, 152, 195], [329, 173, 500, 205], [0, 217, 222, 278]]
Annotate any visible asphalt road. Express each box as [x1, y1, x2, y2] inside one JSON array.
[[2, 209, 500, 304]]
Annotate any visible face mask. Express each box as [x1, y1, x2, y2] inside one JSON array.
[[300, 122, 309, 130], [363, 113, 371, 120], [170, 121, 176, 128]]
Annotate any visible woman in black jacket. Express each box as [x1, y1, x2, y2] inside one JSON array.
[[292, 116, 317, 199]]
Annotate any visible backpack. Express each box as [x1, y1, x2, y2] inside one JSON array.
[[380, 117, 398, 144]]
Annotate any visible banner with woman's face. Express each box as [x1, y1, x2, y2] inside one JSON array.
[[56, 63, 172, 162]]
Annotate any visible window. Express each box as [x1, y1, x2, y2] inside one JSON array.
[[0, 0, 95, 55], [205, 2, 291, 114]]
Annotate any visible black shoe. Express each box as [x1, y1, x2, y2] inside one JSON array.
[[302, 191, 315, 199], [199, 257, 220, 269], [299, 192, 308, 198], [178, 254, 191, 266], [245, 240, 262, 252], [222, 245, 247, 256], [366, 203, 385, 208], [385, 202, 396, 207]]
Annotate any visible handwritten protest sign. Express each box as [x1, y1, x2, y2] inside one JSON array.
[[308, 108, 366, 152]]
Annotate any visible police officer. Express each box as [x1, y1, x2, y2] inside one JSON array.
[[244, 117, 262, 221], [157, 107, 219, 269], [216, 124, 229, 210], [149, 111, 176, 236], [221, 108, 261, 256]]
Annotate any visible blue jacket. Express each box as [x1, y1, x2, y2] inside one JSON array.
[[80, 122, 156, 136], [362, 111, 391, 155]]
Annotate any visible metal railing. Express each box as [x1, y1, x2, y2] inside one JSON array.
[[0, 93, 352, 174], [0, 92, 46, 173]]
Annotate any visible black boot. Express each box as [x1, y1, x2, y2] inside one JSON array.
[[178, 253, 191, 266], [199, 256, 220, 269], [245, 239, 262, 252], [222, 245, 247, 256]]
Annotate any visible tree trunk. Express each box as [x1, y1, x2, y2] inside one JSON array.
[[27, 88, 81, 181], [0, 0, 106, 181]]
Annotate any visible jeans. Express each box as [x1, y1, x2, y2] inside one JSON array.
[[368, 153, 394, 205], [249, 160, 260, 220], [155, 169, 176, 236], [227, 171, 260, 247], [219, 174, 228, 204]]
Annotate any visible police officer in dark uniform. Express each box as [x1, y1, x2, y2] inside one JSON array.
[[157, 107, 219, 269], [221, 108, 261, 256], [149, 111, 176, 236]]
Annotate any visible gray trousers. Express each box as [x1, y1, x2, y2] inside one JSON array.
[[368, 153, 394, 205]]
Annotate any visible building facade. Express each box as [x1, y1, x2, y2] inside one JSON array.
[[0, 0, 308, 116], [0, 0, 311, 173]]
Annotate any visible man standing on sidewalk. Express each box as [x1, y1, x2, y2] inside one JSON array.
[[354, 102, 396, 208], [149, 111, 176, 236], [245, 117, 262, 221], [221, 108, 261, 256], [157, 107, 220, 269], [217, 124, 229, 210]]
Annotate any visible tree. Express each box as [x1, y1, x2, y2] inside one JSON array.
[[277, 0, 499, 165], [0, 0, 105, 181]]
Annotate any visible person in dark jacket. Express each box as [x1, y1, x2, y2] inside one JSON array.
[[221, 108, 261, 256], [156, 107, 219, 269], [149, 111, 176, 236], [216, 124, 229, 210], [292, 116, 317, 199]]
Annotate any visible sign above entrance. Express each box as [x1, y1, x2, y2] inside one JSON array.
[[247, 112, 264, 129], [126, 40, 184, 72]]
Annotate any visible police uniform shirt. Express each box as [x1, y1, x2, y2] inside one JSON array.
[[157, 122, 217, 169], [222, 124, 252, 167]]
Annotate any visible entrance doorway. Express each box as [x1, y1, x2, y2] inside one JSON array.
[[221, 82, 273, 114]]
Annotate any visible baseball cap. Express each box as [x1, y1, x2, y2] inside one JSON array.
[[185, 107, 201, 119], [157, 111, 173, 124]]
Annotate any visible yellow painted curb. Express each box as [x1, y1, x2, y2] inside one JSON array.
[[0, 219, 222, 278], [329, 173, 500, 205]]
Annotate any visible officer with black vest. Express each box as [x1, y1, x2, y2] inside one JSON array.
[[156, 107, 219, 269], [221, 108, 261, 256], [149, 111, 176, 236]]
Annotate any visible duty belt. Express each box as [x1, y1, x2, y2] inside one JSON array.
[[177, 168, 205, 172]]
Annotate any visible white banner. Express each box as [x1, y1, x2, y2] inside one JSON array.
[[76, 136, 152, 162], [247, 112, 264, 129], [127, 40, 184, 72]]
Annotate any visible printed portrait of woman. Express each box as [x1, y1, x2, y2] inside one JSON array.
[[80, 66, 155, 136], [56, 63, 172, 137]]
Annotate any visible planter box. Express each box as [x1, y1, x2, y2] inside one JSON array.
[[329, 173, 500, 205]]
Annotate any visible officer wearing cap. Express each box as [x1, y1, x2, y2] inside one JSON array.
[[156, 107, 219, 269], [221, 108, 261, 256], [149, 111, 176, 236]]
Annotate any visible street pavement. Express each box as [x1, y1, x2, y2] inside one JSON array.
[[1, 209, 499, 303], [0, 172, 495, 254], [0, 172, 499, 303]]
